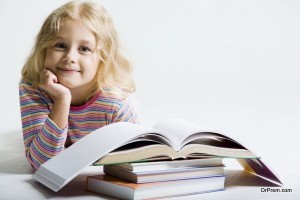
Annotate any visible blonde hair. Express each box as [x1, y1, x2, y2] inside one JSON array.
[[21, 0, 135, 97]]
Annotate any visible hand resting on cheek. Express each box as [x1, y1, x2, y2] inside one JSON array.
[[39, 68, 71, 102]]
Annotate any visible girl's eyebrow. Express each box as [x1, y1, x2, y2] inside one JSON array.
[[52, 36, 65, 42], [80, 40, 96, 47], [53, 36, 95, 46]]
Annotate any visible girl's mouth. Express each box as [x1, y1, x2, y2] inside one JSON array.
[[57, 67, 80, 74]]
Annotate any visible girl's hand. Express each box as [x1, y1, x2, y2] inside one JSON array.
[[39, 69, 71, 129], [39, 69, 71, 102]]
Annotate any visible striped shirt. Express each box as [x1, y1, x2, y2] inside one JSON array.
[[19, 81, 138, 170]]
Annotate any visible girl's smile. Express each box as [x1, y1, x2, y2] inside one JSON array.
[[57, 66, 81, 74]]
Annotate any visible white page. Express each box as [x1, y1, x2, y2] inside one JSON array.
[[153, 119, 216, 150], [34, 122, 158, 191]]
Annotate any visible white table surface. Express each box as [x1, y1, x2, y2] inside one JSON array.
[[0, 131, 299, 200]]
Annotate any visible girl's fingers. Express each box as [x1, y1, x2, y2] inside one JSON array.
[[52, 75, 58, 83], [39, 68, 70, 98], [47, 72, 58, 83], [41, 69, 57, 84]]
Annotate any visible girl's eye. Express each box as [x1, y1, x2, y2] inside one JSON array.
[[79, 46, 91, 53], [54, 43, 67, 49]]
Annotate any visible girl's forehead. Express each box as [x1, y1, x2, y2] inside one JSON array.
[[56, 18, 97, 44], [59, 18, 90, 32]]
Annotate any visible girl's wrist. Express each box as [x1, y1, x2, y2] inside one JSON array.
[[53, 94, 72, 104]]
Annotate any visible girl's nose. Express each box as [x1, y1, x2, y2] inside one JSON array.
[[63, 48, 78, 64]]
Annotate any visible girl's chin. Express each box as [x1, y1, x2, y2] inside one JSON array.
[[58, 79, 94, 90], [57, 79, 76, 89], [57, 76, 96, 90]]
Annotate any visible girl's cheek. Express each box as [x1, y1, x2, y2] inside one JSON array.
[[44, 57, 52, 69], [44, 50, 52, 66], [44, 50, 58, 68]]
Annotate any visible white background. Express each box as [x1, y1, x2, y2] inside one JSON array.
[[0, 0, 299, 199]]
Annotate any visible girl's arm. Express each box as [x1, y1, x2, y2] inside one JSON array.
[[19, 82, 68, 170], [20, 70, 71, 170]]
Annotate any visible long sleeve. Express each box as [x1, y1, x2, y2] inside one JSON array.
[[19, 82, 68, 170]]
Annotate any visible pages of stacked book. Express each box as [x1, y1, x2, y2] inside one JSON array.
[[103, 165, 224, 183], [109, 157, 223, 172], [86, 174, 225, 199]]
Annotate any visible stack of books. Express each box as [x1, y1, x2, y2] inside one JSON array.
[[86, 157, 226, 199], [33, 119, 282, 193]]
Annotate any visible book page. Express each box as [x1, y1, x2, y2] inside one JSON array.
[[35, 122, 161, 190], [153, 119, 216, 151], [238, 158, 282, 186]]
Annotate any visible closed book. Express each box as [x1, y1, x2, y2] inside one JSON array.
[[111, 157, 223, 173], [104, 165, 224, 183], [86, 174, 225, 200]]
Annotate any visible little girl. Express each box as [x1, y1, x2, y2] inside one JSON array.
[[19, 1, 139, 170]]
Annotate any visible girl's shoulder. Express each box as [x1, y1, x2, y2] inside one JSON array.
[[19, 80, 33, 87], [97, 91, 127, 105], [19, 80, 41, 93], [19, 80, 52, 101], [19, 80, 38, 93], [96, 89, 134, 109]]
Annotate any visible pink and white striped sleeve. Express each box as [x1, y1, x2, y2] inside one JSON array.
[[19, 82, 67, 170]]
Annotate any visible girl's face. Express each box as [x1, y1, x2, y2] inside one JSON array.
[[44, 18, 100, 91]]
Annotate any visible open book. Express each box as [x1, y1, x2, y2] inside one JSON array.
[[33, 119, 282, 192]]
